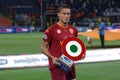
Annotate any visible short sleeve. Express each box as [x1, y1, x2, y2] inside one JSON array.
[[42, 27, 52, 43]]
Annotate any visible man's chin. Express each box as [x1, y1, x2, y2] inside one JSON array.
[[63, 21, 69, 24]]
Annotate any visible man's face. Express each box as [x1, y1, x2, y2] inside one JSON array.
[[98, 18, 101, 22], [58, 8, 71, 24]]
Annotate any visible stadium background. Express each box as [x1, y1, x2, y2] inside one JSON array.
[[0, 0, 120, 31], [0, 0, 120, 80]]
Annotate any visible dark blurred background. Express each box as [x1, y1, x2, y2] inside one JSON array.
[[0, 0, 120, 32]]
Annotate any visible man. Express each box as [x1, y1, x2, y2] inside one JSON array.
[[97, 17, 105, 48], [41, 4, 78, 80]]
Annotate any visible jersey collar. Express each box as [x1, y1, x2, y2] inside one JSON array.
[[57, 22, 69, 29]]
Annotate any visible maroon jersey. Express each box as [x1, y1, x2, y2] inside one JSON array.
[[43, 23, 78, 69]]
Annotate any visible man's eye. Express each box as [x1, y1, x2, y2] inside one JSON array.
[[63, 13, 71, 15]]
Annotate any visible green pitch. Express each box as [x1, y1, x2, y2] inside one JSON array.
[[0, 61, 120, 80], [0, 33, 120, 54], [0, 33, 120, 80], [0, 33, 43, 54]]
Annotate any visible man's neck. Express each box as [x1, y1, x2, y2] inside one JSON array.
[[58, 21, 68, 28]]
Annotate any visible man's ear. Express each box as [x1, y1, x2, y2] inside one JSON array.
[[57, 12, 60, 17]]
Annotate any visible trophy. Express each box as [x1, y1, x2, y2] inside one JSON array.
[[56, 55, 73, 72], [56, 37, 86, 72]]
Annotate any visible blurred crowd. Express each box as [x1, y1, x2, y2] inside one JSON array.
[[0, 0, 120, 31]]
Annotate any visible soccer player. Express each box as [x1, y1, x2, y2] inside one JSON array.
[[41, 4, 78, 80]]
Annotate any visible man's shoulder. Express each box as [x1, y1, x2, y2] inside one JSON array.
[[45, 24, 58, 33], [68, 24, 77, 30], [101, 22, 105, 25], [49, 24, 58, 29]]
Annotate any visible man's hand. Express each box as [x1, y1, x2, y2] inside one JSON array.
[[52, 57, 59, 65], [96, 28, 101, 30]]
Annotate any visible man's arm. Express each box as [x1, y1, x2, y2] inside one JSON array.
[[41, 41, 58, 64], [96, 26, 102, 30]]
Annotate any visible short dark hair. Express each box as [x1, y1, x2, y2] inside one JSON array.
[[98, 17, 104, 21], [56, 4, 71, 13]]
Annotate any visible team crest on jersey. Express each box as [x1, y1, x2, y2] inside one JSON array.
[[43, 34, 48, 39], [69, 28, 74, 34], [57, 29, 61, 34]]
